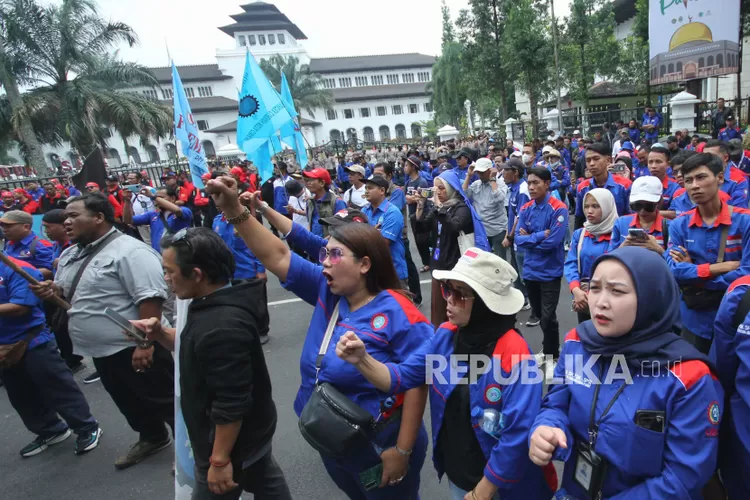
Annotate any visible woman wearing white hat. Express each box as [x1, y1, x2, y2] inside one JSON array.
[[609, 176, 670, 254], [336, 248, 555, 500]]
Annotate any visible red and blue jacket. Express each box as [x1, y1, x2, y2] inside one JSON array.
[[642, 113, 661, 142], [665, 203, 750, 339], [564, 228, 611, 291], [671, 188, 731, 216], [515, 194, 569, 281], [658, 175, 681, 211], [212, 214, 264, 279], [721, 163, 749, 208], [576, 173, 632, 218], [609, 213, 669, 250], [384, 322, 556, 499], [532, 330, 723, 499], [711, 276, 750, 497], [718, 126, 743, 142], [632, 163, 650, 180], [132, 207, 193, 252], [731, 155, 750, 176], [549, 163, 571, 194], [0, 258, 53, 348], [3, 232, 54, 271]]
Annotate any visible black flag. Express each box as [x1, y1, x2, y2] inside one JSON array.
[[72, 147, 107, 192]]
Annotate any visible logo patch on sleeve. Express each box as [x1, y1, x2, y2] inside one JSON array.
[[707, 401, 720, 425], [371, 314, 388, 330], [484, 384, 502, 403]]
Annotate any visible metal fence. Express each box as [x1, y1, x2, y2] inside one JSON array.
[[695, 98, 750, 135]]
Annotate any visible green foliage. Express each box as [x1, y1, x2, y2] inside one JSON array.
[[440, 0, 455, 46], [0, 135, 18, 163], [615, 35, 649, 96], [259, 54, 333, 118], [429, 42, 467, 127]]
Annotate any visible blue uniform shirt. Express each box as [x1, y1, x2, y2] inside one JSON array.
[[336, 163, 351, 188], [27, 187, 45, 201], [549, 163, 571, 193], [722, 164, 749, 208], [732, 157, 750, 176], [718, 126, 743, 141], [453, 166, 478, 184], [52, 240, 72, 260], [3, 232, 54, 271], [610, 213, 669, 251], [659, 176, 681, 210], [576, 174, 632, 218], [272, 175, 291, 215], [361, 200, 408, 279], [133, 207, 193, 252], [564, 228, 611, 291], [0, 258, 53, 348], [666, 203, 750, 339], [515, 193, 569, 281], [533, 330, 722, 499], [642, 113, 661, 142], [507, 179, 530, 231], [212, 214, 264, 279], [309, 193, 347, 237], [280, 252, 434, 419]]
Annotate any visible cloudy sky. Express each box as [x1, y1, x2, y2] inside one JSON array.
[[92, 0, 571, 68]]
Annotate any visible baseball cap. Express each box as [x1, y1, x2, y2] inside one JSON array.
[[345, 165, 366, 176], [302, 168, 332, 186], [284, 179, 304, 198], [433, 248, 524, 315], [0, 210, 33, 225], [404, 155, 422, 170], [365, 175, 390, 189], [230, 166, 244, 176], [620, 141, 634, 151], [42, 209, 67, 225], [573, 129, 581, 135], [161, 171, 176, 179], [630, 176, 663, 204], [106, 174, 119, 183], [726, 114, 736, 121], [473, 158, 493, 173], [85, 182, 99, 188], [1, 190, 12, 197], [319, 208, 369, 228], [509, 150, 523, 158], [454, 147, 476, 161]]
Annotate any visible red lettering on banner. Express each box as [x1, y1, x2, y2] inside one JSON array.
[[187, 114, 195, 125], [176, 115, 184, 130]]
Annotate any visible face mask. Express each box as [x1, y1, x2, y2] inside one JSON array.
[[522, 154, 532, 164]]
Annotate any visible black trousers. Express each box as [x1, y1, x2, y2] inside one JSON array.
[[403, 237, 423, 304], [411, 221, 432, 267], [526, 279, 562, 356], [192, 452, 292, 500], [258, 279, 270, 337], [93, 344, 175, 442]]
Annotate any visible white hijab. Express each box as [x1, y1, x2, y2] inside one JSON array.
[[583, 188, 617, 236]]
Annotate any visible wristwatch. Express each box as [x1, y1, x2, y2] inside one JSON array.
[[256, 201, 270, 215]]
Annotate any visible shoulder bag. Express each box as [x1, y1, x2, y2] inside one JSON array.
[[298, 301, 376, 458]]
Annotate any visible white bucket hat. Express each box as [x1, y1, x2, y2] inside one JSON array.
[[433, 248, 525, 316]]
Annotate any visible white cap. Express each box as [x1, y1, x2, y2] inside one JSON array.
[[630, 176, 663, 204], [542, 145, 553, 154], [573, 129, 581, 135], [345, 165, 366, 176], [473, 158, 493, 172], [510, 150, 523, 158]]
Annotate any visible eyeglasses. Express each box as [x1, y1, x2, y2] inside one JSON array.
[[319, 247, 356, 265], [630, 202, 658, 213], [171, 228, 194, 253], [440, 282, 475, 308]]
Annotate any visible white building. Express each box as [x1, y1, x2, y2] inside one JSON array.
[[18, 1, 435, 171]]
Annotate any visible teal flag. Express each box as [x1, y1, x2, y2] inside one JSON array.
[[279, 73, 308, 168]]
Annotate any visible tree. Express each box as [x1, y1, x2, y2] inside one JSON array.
[[0, 0, 171, 174], [259, 54, 333, 118], [441, 0, 455, 46], [429, 42, 467, 127]]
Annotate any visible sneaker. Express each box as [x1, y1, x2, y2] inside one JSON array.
[[522, 299, 531, 311], [75, 427, 103, 455], [83, 371, 100, 384], [20, 429, 72, 457], [259, 335, 270, 345], [114, 437, 172, 470], [526, 316, 541, 327], [68, 362, 86, 375]]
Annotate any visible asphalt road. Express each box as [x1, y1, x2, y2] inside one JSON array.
[[0, 237, 578, 500]]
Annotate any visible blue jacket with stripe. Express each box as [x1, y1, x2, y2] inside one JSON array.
[[515, 194, 569, 281]]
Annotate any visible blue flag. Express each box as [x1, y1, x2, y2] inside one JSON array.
[[172, 63, 208, 188], [237, 50, 294, 182], [279, 73, 308, 168]]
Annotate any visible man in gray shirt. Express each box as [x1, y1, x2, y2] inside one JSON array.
[[462, 157, 509, 259], [32, 193, 173, 470]]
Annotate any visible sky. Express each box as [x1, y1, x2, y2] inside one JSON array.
[[90, 0, 571, 68]]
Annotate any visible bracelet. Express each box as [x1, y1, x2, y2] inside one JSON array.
[[209, 456, 231, 468], [394, 444, 412, 456], [136, 341, 153, 349], [256, 201, 270, 214], [226, 207, 251, 225]]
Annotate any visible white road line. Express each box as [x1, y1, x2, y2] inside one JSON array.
[[269, 280, 432, 306]]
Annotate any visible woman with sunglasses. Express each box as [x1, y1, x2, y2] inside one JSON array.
[[415, 169, 490, 326], [608, 176, 669, 255], [335, 248, 555, 500], [205, 176, 431, 499], [529, 247, 723, 499], [564, 189, 617, 324]]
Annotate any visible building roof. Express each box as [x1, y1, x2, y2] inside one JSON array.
[[159, 96, 239, 113], [219, 1, 307, 40], [613, 0, 637, 24], [309, 53, 436, 74], [206, 116, 321, 134], [330, 82, 431, 103], [148, 64, 232, 84], [588, 81, 638, 98]]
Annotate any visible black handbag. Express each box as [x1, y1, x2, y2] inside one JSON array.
[[298, 302, 375, 458]]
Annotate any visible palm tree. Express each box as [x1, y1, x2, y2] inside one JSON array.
[[0, 0, 171, 174], [260, 54, 333, 118]]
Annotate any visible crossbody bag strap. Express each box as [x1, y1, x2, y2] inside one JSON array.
[[577, 229, 586, 276], [65, 232, 122, 302], [315, 301, 341, 376], [716, 206, 733, 263]]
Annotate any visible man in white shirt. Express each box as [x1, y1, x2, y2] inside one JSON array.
[[125, 171, 155, 242], [342, 165, 367, 209]]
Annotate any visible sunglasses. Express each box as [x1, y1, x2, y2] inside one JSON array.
[[171, 228, 194, 253], [440, 282, 475, 308], [318, 247, 356, 265], [630, 202, 658, 213]]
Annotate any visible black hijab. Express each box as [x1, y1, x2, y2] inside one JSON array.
[[454, 293, 517, 356]]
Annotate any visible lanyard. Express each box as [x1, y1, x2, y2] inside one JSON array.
[[588, 363, 627, 447]]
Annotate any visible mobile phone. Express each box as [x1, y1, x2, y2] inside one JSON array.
[[103, 307, 148, 342], [628, 228, 648, 241], [359, 463, 383, 491], [611, 163, 626, 173], [124, 184, 141, 193]]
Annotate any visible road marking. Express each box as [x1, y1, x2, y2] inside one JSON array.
[[269, 280, 432, 306]]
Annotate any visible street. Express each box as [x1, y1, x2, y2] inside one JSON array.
[[0, 239, 578, 500]]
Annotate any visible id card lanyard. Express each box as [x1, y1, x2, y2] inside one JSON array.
[[588, 365, 627, 448]]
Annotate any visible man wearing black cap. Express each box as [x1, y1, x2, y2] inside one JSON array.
[[718, 114, 743, 142], [453, 147, 479, 184]]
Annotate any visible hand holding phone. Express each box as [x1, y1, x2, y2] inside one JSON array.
[[628, 228, 648, 242], [104, 307, 148, 343]]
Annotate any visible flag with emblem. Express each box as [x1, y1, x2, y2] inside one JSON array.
[[172, 62, 209, 188]]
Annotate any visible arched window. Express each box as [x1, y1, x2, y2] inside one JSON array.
[[48, 153, 62, 170], [346, 128, 357, 141], [363, 127, 375, 142], [379, 125, 391, 141], [667, 63, 674, 74], [676, 62, 683, 73], [165, 143, 177, 159], [395, 124, 406, 139], [68, 151, 79, 166], [146, 145, 160, 163], [107, 148, 121, 167], [698, 57, 705, 68], [716, 54, 723, 68], [330, 129, 341, 142], [411, 124, 422, 138], [127, 146, 141, 164], [202, 140, 216, 158], [707, 55, 714, 67], [660, 65, 667, 77]]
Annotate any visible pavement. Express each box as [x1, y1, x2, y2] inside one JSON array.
[[0, 237, 578, 500]]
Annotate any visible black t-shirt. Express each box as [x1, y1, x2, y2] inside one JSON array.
[[404, 176, 428, 216]]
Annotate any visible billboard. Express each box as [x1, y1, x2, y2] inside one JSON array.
[[648, 0, 741, 85]]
